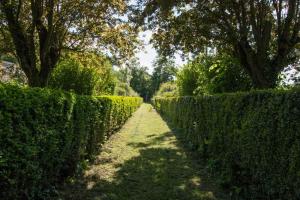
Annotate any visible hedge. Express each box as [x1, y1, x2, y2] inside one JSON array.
[[0, 84, 142, 199], [153, 89, 300, 199]]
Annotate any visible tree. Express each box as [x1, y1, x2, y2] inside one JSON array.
[[130, 65, 151, 101], [0, 0, 138, 87], [116, 57, 142, 84], [113, 58, 139, 97], [154, 81, 178, 97], [136, 0, 300, 88], [150, 56, 177, 94], [176, 60, 202, 96], [48, 52, 115, 95], [0, 23, 15, 57], [177, 53, 253, 96], [114, 82, 139, 96]]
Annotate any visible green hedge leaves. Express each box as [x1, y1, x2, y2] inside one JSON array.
[[153, 89, 300, 199], [0, 84, 142, 199]]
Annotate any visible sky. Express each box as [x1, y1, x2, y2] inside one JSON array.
[[135, 30, 187, 74]]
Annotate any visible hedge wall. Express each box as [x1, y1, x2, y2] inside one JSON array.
[[0, 84, 142, 199], [153, 89, 300, 199]]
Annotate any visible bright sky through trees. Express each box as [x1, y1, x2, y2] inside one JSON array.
[[136, 30, 186, 73]]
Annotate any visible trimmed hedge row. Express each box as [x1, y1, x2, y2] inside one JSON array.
[[0, 84, 142, 199], [153, 89, 300, 199]]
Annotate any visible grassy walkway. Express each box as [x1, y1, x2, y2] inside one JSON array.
[[61, 104, 228, 200]]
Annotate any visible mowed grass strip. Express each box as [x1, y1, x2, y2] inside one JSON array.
[[61, 104, 229, 200]]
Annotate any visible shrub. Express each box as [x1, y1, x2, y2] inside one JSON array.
[[114, 82, 139, 97], [176, 61, 199, 96], [177, 54, 252, 96], [0, 84, 142, 199], [153, 89, 300, 199], [48, 53, 115, 95], [154, 81, 178, 98]]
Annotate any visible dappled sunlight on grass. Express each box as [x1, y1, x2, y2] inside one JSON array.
[[60, 104, 228, 200]]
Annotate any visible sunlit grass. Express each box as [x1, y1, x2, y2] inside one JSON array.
[[61, 104, 228, 200]]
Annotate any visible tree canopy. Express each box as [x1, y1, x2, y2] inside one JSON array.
[[136, 0, 300, 88], [0, 0, 138, 87]]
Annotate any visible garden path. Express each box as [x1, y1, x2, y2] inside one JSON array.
[[61, 104, 228, 200]]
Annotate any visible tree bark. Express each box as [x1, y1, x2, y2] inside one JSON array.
[[236, 41, 277, 89], [223, 0, 299, 89], [1, 0, 62, 88]]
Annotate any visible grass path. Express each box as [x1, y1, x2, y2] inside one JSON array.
[[61, 104, 228, 200]]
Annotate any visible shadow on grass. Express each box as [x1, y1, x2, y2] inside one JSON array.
[[127, 131, 175, 149], [61, 128, 229, 200]]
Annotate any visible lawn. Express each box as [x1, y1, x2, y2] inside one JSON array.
[[60, 104, 228, 200]]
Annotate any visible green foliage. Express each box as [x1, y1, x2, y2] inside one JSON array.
[[127, 56, 177, 101], [0, 0, 139, 87], [0, 84, 142, 199], [137, 1, 300, 88], [0, 54, 17, 63], [48, 53, 115, 95], [150, 56, 177, 94], [176, 61, 200, 96], [0, 24, 15, 56], [112, 63, 139, 97], [114, 82, 139, 97], [154, 82, 178, 98], [177, 54, 252, 96], [114, 67, 132, 84], [153, 89, 300, 199], [130, 66, 152, 101]]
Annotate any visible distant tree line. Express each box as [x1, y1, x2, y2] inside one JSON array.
[[117, 56, 177, 101]]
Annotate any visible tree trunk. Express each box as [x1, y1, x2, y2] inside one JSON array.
[[1, 0, 61, 88], [12, 44, 58, 87], [243, 61, 277, 89], [26, 55, 59, 87], [27, 70, 50, 87], [17, 48, 59, 87], [236, 42, 278, 89]]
